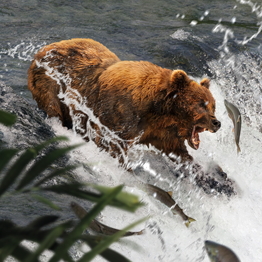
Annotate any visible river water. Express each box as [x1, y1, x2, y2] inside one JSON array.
[[1, 0, 262, 261]]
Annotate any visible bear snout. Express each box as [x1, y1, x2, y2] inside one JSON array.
[[211, 119, 221, 132]]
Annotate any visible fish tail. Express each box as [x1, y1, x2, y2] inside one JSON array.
[[185, 217, 196, 228], [136, 229, 145, 235], [237, 144, 241, 154]]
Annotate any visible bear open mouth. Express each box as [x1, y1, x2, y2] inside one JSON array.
[[189, 126, 207, 150]]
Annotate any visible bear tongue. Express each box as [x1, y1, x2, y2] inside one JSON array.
[[191, 126, 200, 150], [192, 132, 200, 149]]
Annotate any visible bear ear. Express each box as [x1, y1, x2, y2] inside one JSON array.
[[165, 70, 189, 99], [200, 78, 210, 89], [170, 70, 189, 90]]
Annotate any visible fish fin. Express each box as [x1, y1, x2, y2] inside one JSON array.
[[136, 229, 145, 235], [237, 115, 241, 123], [237, 144, 241, 154], [97, 222, 105, 234], [185, 217, 196, 228], [167, 191, 173, 197]]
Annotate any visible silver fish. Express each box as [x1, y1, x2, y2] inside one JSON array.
[[139, 183, 195, 227], [205, 240, 241, 262], [224, 99, 241, 153], [70, 202, 144, 237]]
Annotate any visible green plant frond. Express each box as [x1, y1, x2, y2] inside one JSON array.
[[79, 216, 148, 262], [26, 215, 60, 229], [93, 184, 141, 208], [0, 110, 144, 262], [31, 194, 61, 211], [78, 235, 132, 262], [87, 241, 132, 262], [24, 223, 68, 262], [8, 245, 34, 262], [0, 237, 22, 261], [0, 220, 17, 235], [0, 219, 72, 242], [0, 110, 17, 126], [0, 148, 37, 196], [33, 165, 78, 187], [16, 143, 83, 190], [48, 185, 123, 262], [0, 137, 69, 193], [43, 184, 143, 212], [0, 148, 19, 173], [33, 136, 69, 153], [0, 220, 74, 262], [43, 184, 101, 201]]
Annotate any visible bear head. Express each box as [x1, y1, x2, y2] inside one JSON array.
[[162, 70, 221, 151]]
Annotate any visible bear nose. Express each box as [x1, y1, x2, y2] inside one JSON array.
[[212, 119, 221, 131]]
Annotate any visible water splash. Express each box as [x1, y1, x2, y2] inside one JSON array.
[[0, 41, 46, 61], [212, 0, 262, 51]]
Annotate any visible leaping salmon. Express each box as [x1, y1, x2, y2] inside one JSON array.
[[138, 183, 195, 227], [70, 202, 144, 237], [224, 99, 242, 153], [205, 240, 241, 262]]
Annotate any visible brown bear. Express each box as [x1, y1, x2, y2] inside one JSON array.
[[28, 38, 221, 164]]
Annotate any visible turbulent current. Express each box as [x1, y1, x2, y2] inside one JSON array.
[[1, 0, 262, 261]]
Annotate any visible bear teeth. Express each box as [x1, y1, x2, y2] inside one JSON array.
[[192, 138, 200, 144]]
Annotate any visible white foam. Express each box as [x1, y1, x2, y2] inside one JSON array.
[[0, 40, 46, 61]]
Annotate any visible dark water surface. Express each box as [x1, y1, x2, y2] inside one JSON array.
[[1, 0, 262, 100]]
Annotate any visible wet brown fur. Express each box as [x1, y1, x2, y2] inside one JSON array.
[[28, 38, 219, 162]]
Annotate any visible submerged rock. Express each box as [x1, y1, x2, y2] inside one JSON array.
[[131, 151, 236, 198]]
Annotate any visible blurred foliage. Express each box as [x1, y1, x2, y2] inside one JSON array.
[[0, 110, 146, 262], [0, 109, 16, 127]]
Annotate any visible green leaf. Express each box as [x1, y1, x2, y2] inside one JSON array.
[[9, 245, 35, 262], [43, 183, 100, 201], [33, 136, 69, 153], [0, 137, 70, 195], [0, 148, 36, 196], [44, 184, 143, 212], [26, 215, 59, 229], [79, 216, 148, 262], [24, 224, 67, 262], [16, 143, 82, 190], [0, 237, 21, 261], [93, 184, 141, 209], [80, 236, 131, 262], [0, 148, 19, 173], [0, 220, 16, 234], [0, 221, 73, 248], [92, 246, 131, 262], [32, 194, 61, 210], [34, 165, 78, 187], [0, 137, 67, 196], [0, 110, 16, 126], [49, 185, 123, 262], [0, 137, 70, 196]]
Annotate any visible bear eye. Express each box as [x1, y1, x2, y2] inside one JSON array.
[[200, 101, 207, 109]]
